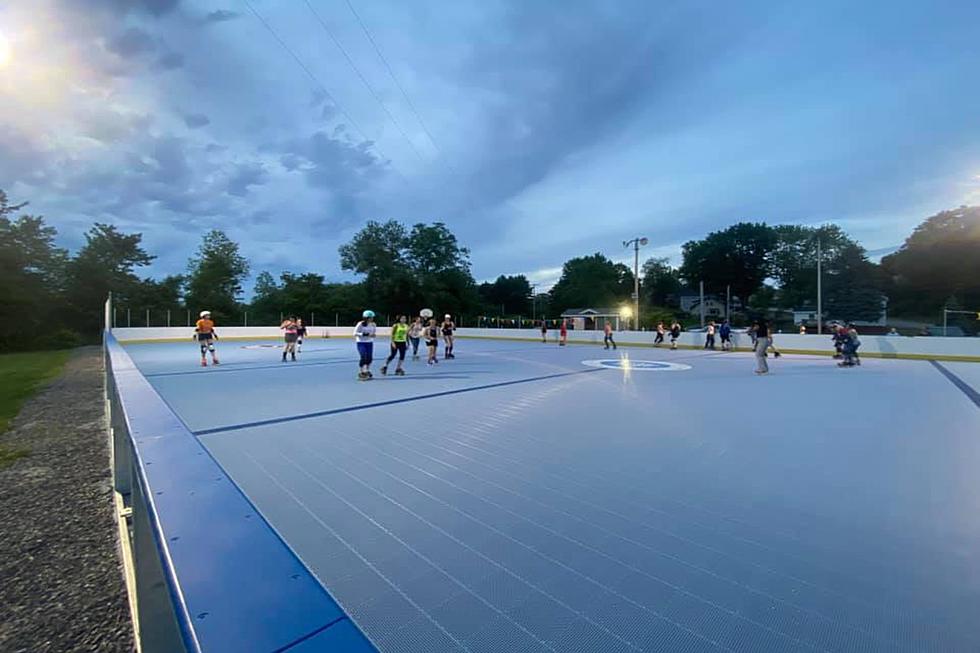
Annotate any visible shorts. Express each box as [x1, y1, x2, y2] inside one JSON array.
[[720, 334, 730, 342], [197, 333, 213, 342], [426, 339, 438, 348], [442, 330, 453, 337], [284, 333, 298, 343]]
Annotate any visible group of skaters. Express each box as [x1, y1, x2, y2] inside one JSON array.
[[191, 309, 863, 376], [354, 310, 456, 381]]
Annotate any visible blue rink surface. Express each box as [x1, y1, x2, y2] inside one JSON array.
[[124, 336, 980, 653]]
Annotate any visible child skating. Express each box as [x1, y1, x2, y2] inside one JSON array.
[[194, 310, 220, 367]]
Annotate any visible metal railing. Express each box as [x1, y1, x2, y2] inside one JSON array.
[[103, 293, 377, 653]]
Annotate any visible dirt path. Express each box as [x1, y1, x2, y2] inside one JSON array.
[[0, 347, 133, 653]]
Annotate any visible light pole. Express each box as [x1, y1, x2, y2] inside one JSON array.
[[530, 283, 537, 321], [623, 236, 648, 330], [816, 238, 823, 335]]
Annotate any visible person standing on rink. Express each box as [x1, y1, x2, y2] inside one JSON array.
[[654, 322, 665, 346], [719, 319, 732, 351], [408, 317, 423, 360], [559, 319, 568, 346], [540, 320, 548, 343], [603, 321, 617, 350], [442, 314, 456, 359], [704, 321, 716, 350], [194, 310, 220, 367], [381, 315, 409, 376], [355, 310, 377, 380], [669, 321, 681, 350], [754, 318, 770, 375]]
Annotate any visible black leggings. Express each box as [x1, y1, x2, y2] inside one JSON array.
[[386, 341, 407, 363]]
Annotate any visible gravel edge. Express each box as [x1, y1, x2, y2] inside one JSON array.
[[0, 347, 134, 653]]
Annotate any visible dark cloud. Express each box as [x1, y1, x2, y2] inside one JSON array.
[[226, 163, 269, 197], [106, 27, 156, 57], [155, 51, 185, 70], [77, 0, 180, 16], [183, 113, 211, 129], [204, 10, 241, 23]]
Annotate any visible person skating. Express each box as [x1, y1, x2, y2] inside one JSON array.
[[654, 322, 665, 346], [194, 310, 220, 367], [603, 321, 617, 350], [540, 320, 548, 343], [354, 310, 377, 380], [408, 317, 423, 360], [839, 324, 862, 367], [280, 316, 299, 362], [442, 314, 456, 359], [705, 321, 716, 350], [832, 325, 847, 359], [754, 318, 770, 375], [381, 315, 410, 376], [719, 319, 732, 351], [559, 319, 568, 346], [425, 318, 440, 365], [669, 321, 681, 350], [295, 318, 307, 352]]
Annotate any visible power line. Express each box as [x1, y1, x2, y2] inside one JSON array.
[[241, 0, 391, 166], [302, 0, 427, 164], [341, 0, 455, 174]]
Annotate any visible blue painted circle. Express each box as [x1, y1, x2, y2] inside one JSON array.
[[581, 359, 691, 372]]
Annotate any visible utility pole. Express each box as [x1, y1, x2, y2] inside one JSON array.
[[816, 238, 823, 335], [623, 237, 648, 330], [726, 285, 730, 320], [530, 283, 537, 321], [699, 281, 705, 328]]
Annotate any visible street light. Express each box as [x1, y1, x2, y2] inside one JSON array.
[[623, 237, 648, 330], [619, 305, 633, 331]]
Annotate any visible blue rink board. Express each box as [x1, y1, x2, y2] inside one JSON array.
[[124, 336, 980, 652]]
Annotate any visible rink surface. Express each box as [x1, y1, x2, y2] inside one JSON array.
[[124, 336, 980, 653]]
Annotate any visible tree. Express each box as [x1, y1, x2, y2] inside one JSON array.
[[0, 210, 69, 348], [679, 222, 777, 305], [770, 224, 858, 310], [881, 206, 980, 316], [66, 223, 154, 335], [823, 243, 885, 322], [640, 257, 681, 307], [478, 275, 533, 315], [184, 230, 249, 323], [338, 220, 479, 318], [549, 253, 633, 312]]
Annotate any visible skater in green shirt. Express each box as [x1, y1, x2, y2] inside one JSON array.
[[381, 315, 410, 376]]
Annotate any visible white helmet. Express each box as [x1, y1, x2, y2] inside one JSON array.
[[444, 314, 451, 319], [419, 308, 433, 318], [200, 310, 211, 317]]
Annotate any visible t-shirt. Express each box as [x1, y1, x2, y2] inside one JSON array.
[[354, 321, 376, 343], [392, 323, 409, 343], [707, 325, 715, 335], [195, 319, 215, 334], [409, 323, 423, 338]]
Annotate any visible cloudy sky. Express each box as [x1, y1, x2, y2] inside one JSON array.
[[2, 0, 979, 291]]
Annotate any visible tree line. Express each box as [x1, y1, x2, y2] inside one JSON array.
[[1, 186, 977, 351]]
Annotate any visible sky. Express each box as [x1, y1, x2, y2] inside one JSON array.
[[2, 0, 980, 292]]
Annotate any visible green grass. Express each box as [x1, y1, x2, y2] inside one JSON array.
[[0, 350, 72, 467]]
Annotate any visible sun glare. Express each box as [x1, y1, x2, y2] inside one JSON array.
[[0, 31, 11, 67]]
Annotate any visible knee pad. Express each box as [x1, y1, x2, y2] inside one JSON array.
[[200, 344, 208, 355], [208, 344, 215, 352]]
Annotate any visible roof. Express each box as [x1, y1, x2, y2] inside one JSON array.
[[560, 307, 622, 316]]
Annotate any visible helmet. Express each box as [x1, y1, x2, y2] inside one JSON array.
[[362, 310, 375, 318], [444, 314, 451, 319], [200, 311, 211, 317], [419, 308, 433, 318]]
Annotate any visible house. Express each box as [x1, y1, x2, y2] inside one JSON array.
[[559, 308, 624, 331], [678, 292, 740, 318]]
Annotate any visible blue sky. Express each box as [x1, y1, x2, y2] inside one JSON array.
[[2, 0, 979, 291]]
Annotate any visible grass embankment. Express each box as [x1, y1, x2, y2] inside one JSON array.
[[0, 350, 71, 467]]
